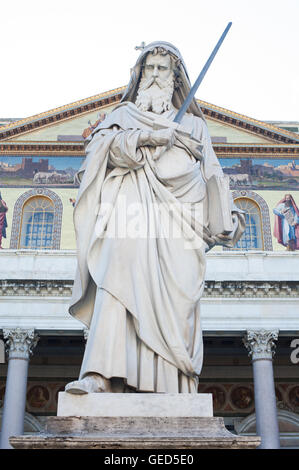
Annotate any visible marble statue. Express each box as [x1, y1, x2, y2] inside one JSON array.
[[65, 42, 245, 395]]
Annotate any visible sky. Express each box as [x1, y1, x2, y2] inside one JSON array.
[[1, 0, 298, 122]]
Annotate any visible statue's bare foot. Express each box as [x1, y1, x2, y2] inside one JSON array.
[[65, 374, 111, 394]]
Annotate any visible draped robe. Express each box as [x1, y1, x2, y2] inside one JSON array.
[[69, 102, 244, 392], [273, 196, 299, 249]]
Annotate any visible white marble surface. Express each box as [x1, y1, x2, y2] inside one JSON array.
[[1, 249, 299, 281], [57, 392, 213, 417], [0, 250, 298, 334]]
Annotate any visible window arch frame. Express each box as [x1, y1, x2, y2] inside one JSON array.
[[233, 196, 264, 250], [225, 190, 273, 251], [10, 188, 63, 250]]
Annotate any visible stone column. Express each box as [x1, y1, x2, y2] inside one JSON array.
[[243, 329, 280, 449], [0, 328, 39, 449]]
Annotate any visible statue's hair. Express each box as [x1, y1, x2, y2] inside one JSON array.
[[151, 46, 168, 56], [142, 47, 183, 90]]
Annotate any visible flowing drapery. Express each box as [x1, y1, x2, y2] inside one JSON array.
[[69, 103, 244, 391]]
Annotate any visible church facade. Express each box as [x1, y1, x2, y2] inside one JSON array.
[[0, 88, 299, 448]]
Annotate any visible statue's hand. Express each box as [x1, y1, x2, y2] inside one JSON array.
[[150, 128, 176, 148], [216, 233, 231, 240], [151, 128, 176, 161], [138, 128, 176, 160]]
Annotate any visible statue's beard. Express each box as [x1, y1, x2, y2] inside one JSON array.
[[135, 74, 174, 114]]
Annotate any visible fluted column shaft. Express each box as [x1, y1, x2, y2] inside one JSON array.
[[0, 328, 39, 449], [244, 329, 280, 449]]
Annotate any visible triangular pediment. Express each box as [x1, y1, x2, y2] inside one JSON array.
[[0, 86, 298, 145]]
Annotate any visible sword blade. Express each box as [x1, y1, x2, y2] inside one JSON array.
[[174, 22, 232, 124]]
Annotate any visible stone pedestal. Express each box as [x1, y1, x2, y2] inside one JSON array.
[[57, 392, 213, 417], [9, 393, 260, 449]]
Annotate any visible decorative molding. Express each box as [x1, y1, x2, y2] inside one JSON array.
[[0, 142, 84, 155], [203, 281, 299, 298], [0, 87, 298, 144], [231, 190, 273, 251], [235, 409, 299, 434], [243, 329, 279, 361], [203, 107, 299, 144], [2, 328, 39, 360], [0, 90, 123, 141], [1, 142, 298, 157], [0, 280, 298, 298], [213, 143, 299, 157], [0, 280, 73, 297], [9, 188, 63, 250]]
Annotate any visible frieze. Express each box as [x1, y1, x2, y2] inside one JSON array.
[[198, 382, 299, 414], [1, 380, 298, 415], [0, 142, 84, 155], [0, 280, 298, 298], [1, 141, 298, 157], [0, 280, 73, 297], [204, 281, 299, 298]]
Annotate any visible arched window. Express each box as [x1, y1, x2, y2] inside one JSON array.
[[234, 198, 263, 250], [10, 189, 63, 250], [20, 196, 54, 249], [224, 190, 273, 251]]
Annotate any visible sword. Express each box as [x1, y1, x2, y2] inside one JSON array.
[[153, 22, 232, 140], [174, 22, 232, 124]]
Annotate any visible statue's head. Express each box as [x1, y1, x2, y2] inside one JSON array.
[[121, 41, 205, 120], [135, 47, 179, 114]]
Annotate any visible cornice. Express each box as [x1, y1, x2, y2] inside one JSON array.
[[0, 141, 84, 155], [213, 143, 299, 158], [0, 279, 298, 298], [0, 88, 124, 141], [0, 141, 298, 157], [0, 86, 298, 144], [201, 101, 299, 144]]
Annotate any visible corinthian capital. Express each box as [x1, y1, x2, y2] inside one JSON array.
[[243, 329, 279, 361], [3, 328, 39, 360]]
